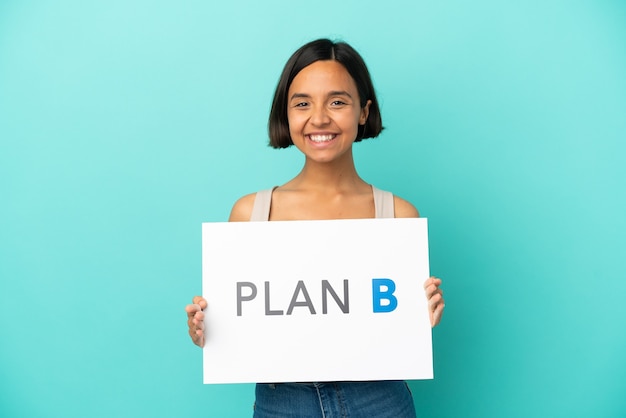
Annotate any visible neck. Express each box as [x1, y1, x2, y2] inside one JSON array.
[[288, 149, 367, 192]]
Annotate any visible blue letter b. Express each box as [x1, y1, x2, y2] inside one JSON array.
[[372, 278, 398, 313]]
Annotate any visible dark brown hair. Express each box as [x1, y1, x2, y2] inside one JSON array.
[[268, 39, 383, 149]]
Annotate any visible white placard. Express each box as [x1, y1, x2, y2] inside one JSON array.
[[202, 218, 432, 384]]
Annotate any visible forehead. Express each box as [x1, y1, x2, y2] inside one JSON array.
[[289, 60, 358, 94]]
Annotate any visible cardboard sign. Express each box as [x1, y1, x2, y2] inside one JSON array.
[[202, 218, 432, 384]]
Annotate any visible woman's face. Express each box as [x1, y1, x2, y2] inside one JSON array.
[[287, 60, 371, 164]]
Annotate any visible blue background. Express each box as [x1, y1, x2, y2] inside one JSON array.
[[1, 1, 625, 417]]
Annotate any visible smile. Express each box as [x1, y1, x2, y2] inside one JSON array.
[[308, 134, 336, 143]]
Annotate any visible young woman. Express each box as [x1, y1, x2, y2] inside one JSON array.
[[186, 38, 445, 418]]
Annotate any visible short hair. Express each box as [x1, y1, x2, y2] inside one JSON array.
[[268, 39, 383, 149]]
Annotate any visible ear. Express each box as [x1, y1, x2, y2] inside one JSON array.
[[359, 99, 372, 125]]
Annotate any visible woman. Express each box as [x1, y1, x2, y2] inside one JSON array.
[[186, 38, 445, 418]]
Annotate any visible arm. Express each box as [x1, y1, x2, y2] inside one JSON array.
[[185, 194, 257, 347], [394, 195, 445, 327]]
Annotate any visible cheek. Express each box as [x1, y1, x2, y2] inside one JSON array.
[[287, 112, 304, 132], [342, 112, 362, 131]]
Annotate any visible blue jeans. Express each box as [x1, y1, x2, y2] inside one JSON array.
[[253, 381, 416, 418]]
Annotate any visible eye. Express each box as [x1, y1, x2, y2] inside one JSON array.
[[293, 101, 309, 108], [331, 100, 347, 106]]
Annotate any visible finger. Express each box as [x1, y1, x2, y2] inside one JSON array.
[[187, 309, 205, 331], [425, 284, 444, 300], [188, 314, 205, 336], [190, 329, 205, 347], [195, 330, 205, 348], [185, 304, 202, 320], [423, 277, 442, 289], [185, 303, 200, 313], [423, 279, 442, 298], [423, 277, 433, 290], [188, 326, 199, 340], [192, 296, 208, 310], [193, 312, 205, 330], [188, 319, 206, 347], [425, 285, 440, 299], [431, 309, 441, 327], [425, 277, 443, 301], [428, 292, 443, 311], [432, 301, 445, 327]]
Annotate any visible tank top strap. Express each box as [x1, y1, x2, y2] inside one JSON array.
[[250, 186, 394, 221], [250, 188, 275, 221], [372, 185, 395, 218]]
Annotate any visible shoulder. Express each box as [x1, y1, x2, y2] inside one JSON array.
[[228, 193, 256, 222], [393, 195, 420, 218]]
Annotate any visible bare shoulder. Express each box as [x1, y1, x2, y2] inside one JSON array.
[[393, 195, 420, 218], [228, 193, 256, 222]]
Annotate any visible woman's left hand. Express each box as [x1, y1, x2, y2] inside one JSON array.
[[424, 277, 445, 327]]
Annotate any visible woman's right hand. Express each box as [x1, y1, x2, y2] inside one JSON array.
[[185, 296, 207, 347]]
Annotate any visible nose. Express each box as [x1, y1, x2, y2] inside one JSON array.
[[310, 104, 330, 126]]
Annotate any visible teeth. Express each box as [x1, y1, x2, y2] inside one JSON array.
[[309, 134, 335, 143]]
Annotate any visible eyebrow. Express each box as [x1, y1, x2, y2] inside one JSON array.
[[289, 90, 353, 101]]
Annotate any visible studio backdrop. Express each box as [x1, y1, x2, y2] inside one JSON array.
[[1, 1, 625, 417]]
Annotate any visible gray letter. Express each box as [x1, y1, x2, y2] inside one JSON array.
[[237, 282, 257, 316], [265, 281, 284, 316], [322, 279, 350, 314], [286, 280, 316, 315]]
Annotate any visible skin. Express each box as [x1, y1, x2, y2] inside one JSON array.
[[186, 60, 444, 348]]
